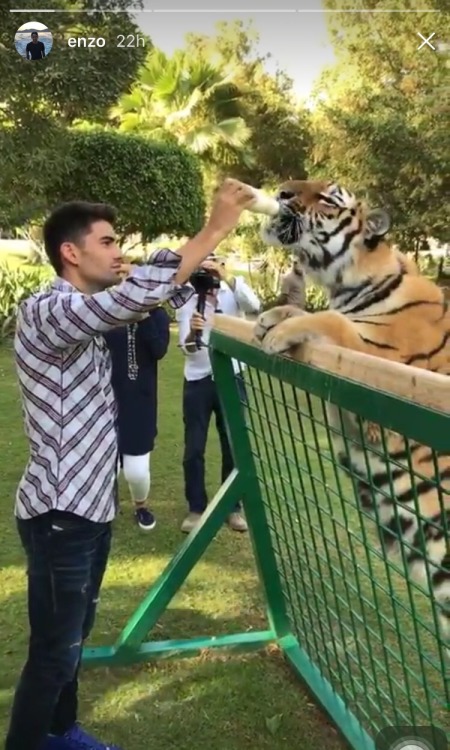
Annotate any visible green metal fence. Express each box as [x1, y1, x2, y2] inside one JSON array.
[[83, 325, 449, 750]]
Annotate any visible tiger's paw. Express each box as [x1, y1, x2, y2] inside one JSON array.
[[364, 421, 382, 444], [253, 305, 307, 345], [259, 317, 321, 356]]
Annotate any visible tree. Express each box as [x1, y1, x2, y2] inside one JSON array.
[[184, 20, 312, 187], [307, 0, 449, 248], [1, 0, 146, 122], [111, 20, 311, 193], [110, 47, 252, 171], [0, 0, 147, 227], [46, 131, 206, 241]]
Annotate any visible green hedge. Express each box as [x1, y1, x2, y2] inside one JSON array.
[[46, 131, 206, 241]]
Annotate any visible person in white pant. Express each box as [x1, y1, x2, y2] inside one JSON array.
[[104, 306, 171, 530]]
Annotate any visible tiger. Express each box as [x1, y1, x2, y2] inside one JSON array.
[[253, 179, 450, 652]]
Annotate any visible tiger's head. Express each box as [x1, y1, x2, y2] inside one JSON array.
[[262, 180, 401, 289]]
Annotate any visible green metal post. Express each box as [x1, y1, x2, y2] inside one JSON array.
[[210, 347, 292, 640]]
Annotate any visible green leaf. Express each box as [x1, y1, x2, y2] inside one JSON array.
[[265, 714, 283, 736]]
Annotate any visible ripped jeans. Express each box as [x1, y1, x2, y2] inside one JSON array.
[[5, 510, 112, 750]]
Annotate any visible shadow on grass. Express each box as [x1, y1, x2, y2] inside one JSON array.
[[1, 623, 344, 750], [0, 581, 268, 689], [81, 650, 344, 750], [0, 593, 345, 750]]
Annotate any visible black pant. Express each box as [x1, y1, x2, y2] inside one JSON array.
[[5, 510, 112, 750], [183, 374, 246, 514]]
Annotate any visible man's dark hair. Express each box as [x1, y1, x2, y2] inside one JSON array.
[[31, 31, 38, 37], [43, 201, 117, 275]]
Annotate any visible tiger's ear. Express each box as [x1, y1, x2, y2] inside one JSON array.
[[364, 208, 390, 238]]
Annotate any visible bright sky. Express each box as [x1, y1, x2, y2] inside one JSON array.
[[17, 20, 49, 32], [134, 2, 335, 100]]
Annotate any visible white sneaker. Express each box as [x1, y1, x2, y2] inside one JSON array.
[[181, 512, 203, 534], [227, 512, 248, 532]]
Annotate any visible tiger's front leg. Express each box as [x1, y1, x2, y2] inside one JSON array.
[[254, 307, 380, 445], [254, 309, 364, 356], [253, 305, 308, 346]]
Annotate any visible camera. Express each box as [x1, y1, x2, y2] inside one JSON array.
[[188, 266, 222, 351], [189, 267, 221, 295]]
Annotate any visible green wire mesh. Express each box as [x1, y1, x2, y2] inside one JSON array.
[[230, 355, 449, 742]]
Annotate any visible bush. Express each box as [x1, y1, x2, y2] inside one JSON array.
[[0, 264, 54, 340], [304, 283, 329, 312], [47, 131, 206, 241]]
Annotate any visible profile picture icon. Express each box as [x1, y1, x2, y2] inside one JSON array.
[[14, 21, 53, 61]]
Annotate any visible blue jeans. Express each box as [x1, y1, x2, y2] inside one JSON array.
[[182, 373, 246, 514], [5, 510, 112, 750]]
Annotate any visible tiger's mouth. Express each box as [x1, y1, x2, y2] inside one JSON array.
[[261, 202, 304, 249]]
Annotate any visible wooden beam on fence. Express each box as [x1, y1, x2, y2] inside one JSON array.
[[212, 314, 450, 415]]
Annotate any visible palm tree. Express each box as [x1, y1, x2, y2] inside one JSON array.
[[110, 48, 253, 169]]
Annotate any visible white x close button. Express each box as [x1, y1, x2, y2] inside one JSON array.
[[417, 32, 436, 50]]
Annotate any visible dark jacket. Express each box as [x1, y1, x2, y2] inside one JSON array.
[[104, 306, 171, 456]]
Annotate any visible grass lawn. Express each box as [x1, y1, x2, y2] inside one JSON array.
[[0, 334, 344, 750]]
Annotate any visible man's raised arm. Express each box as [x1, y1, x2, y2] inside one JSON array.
[[23, 249, 189, 350], [172, 179, 255, 285], [21, 179, 256, 350]]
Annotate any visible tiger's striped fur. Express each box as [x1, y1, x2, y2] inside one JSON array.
[[254, 179, 450, 651]]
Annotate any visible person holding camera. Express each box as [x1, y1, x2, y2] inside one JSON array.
[[176, 256, 261, 534]]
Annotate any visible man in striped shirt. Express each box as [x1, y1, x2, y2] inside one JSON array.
[[6, 179, 254, 750]]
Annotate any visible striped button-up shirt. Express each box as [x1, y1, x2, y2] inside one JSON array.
[[14, 249, 194, 523]]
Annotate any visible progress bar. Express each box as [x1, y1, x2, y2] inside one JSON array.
[[8, 7, 443, 11]]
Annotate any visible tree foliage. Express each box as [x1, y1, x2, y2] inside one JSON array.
[[47, 131, 206, 240], [0, 0, 147, 227], [0, 0, 146, 123], [3, 2, 445, 258], [112, 20, 311, 190], [184, 21, 312, 187], [307, 0, 449, 248], [110, 47, 252, 169]]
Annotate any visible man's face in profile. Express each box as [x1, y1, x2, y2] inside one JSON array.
[[61, 219, 123, 291], [31, 33, 38, 44]]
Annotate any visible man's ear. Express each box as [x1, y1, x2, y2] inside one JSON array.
[[60, 241, 80, 268], [364, 208, 391, 247]]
